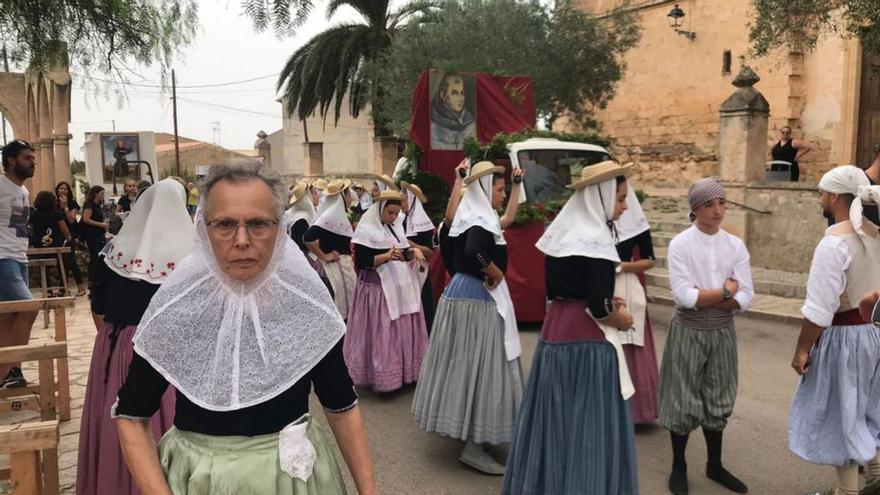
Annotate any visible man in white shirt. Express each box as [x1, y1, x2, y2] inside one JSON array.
[[659, 177, 753, 495], [788, 165, 880, 495], [0, 140, 38, 388]]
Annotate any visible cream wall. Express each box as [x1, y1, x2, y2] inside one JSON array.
[[566, 0, 857, 186], [83, 131, 157, 188]]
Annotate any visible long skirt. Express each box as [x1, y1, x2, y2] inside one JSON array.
[[76, 322, 175, 495], [623, 309, 660, 424], [503, 300, 639, 495], [322, 255, 356, 319], [344, 270, 428, 392], [789, 323, 880, 466], [158, 414, 347, 495], [411, 273, 524, 445]]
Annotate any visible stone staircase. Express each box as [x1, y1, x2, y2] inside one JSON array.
[[641, 194, 805, 324]]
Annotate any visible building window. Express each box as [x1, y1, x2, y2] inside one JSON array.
[[723, 50, 732, 75]]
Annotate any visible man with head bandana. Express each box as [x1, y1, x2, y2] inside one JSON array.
[[659, 177, 753, 495], [789, 165, 880, 495]]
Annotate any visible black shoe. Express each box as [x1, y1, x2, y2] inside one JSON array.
[[669, 466, 688, 495], [2, 367, 28, 388], [706, 464, 748, 493]]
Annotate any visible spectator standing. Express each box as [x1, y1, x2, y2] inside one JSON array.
[[55, 181, 86, 296], [115, 179, 138, 214], [186, 182, 199, 217], [28, 191, 73, 295]]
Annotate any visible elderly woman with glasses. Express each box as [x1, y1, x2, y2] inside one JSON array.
[[114, 163, 377, 495]]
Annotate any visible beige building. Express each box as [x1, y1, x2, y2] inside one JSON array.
[[154, 133, 253, 177], [568, 0, 876, 185]]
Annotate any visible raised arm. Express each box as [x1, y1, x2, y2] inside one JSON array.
[[499, 168, 524, 229], [444, 160, 469, 225], [793, 139, 817, 160]]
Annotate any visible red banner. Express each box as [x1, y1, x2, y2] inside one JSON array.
[[409, 70, 536, 184]]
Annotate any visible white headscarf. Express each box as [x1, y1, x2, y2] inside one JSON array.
[[351, 200, 421, 319], [536, 177, 621, 263], [312, 192, 353, 237], [614, 181, 650, 242], [132, 202, 346, 411], [819, 165, 880, 234], [283, 192, 317, 235], [357, 190, 373, 211], [449, 173, 505, 245], [103, 178, 195, 284], [404, 189, 435, 237]]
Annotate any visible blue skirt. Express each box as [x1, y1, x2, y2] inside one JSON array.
[[502, 339, 639, 495], [789, 323, 880, 466]]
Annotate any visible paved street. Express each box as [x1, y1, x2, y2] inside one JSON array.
[[2, 299, 838, 494]]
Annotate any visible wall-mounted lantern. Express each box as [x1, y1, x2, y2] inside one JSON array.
[[667, 4, 696, 41]]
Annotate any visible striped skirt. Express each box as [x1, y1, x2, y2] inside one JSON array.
[[789, 323, 880, 466], [658, 318, 738, 435]]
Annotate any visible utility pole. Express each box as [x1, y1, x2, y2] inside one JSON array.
[[1, 43, 9, 145], [171, 69, 181, 176], [111, 119, 116, 132], [211, 121, 221, 145]]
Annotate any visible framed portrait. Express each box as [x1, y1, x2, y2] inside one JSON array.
[[101, 134, 141, 183], [429, 71, 477, 151]]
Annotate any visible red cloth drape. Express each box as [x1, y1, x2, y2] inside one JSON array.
[[428, 250, 449, 307], [503, 222, 546, 322], [409, 70, 536, 185]]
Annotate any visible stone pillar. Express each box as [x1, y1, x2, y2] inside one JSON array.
[[38, 86, 55, 191], [255, 130, 271, 169], [304, 142, 324, 177], [372, 137, 398, 176], [52, 81, 71, 184], [718, 67, 770, 183]]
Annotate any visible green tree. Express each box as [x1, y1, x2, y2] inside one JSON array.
[[749, 0, 880, 56], [0, 1, 197, 77], [369, 0, 641, 137], [247, 0, 436, 136]]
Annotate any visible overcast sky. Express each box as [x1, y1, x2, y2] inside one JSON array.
[[7, 0, 376, 160]]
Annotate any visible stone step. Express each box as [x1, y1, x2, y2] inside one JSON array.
[[649, 219, 692, 234], [651, 231, 675, 248], [645, 284, 802, 325], [645, 264, 808, 300]]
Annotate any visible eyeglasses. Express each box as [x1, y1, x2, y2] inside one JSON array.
[[206, 218, 278, 240]]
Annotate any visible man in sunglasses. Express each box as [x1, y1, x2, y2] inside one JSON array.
[[0, 140, 38, 388]]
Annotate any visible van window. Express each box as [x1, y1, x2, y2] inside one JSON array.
[[517, 149, 612, 202]]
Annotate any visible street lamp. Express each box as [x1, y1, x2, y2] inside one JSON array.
[[667, 4, 696, 41]]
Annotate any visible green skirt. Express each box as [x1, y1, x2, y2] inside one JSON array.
[[158, 414, 348, 495]]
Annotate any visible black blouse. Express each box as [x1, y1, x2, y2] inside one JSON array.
[[303, 226, 351, 255], [438, 224, 455, 276], [115, 340, 357, 436], [81, 201, 105, 240], [451, 226, 508, 278], [90, 264, 161, 325], [28, 209, 65, 248], [407, 230, 434, 250], [545, 255, 616, 319], [615, 230, 655, 262], [354, 244, 388, 269], [289, 219, 309, 253]]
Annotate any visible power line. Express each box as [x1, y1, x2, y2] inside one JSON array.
[[177, 97, 280, 118], [71, 72, 280, 89]]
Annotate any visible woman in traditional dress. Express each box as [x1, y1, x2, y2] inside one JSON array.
[[77, 178, 194, 495], [614, 180, 660, 424], [115, 163, 377, 495], [503, 161, 639, 495], [345, 190, 428, 392], [412, 161, 525, 475], [284, 181, 317, 253], [304, 179, 357, 319], [400, 181, 437, 328]]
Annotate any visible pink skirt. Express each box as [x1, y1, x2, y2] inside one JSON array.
[[622, 306, 660, 424], [76, 322, 175, 495], [344, 270, 428, 392]]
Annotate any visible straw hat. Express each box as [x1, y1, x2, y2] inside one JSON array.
[[375, 174, 398, 191], [375, 190, 404, 203], [400, 181, 427, 203], [288, 181, 308, 205], [311, 178, 329, 190], [323, 179, 352, 196], [568, 161, 633, 189], [463, 161, 505, 185]]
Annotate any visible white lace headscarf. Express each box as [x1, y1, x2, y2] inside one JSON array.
[[132, 188, 345, 412], [312, 192, 353, 237], [352, 199, 408, 249], [449, 173, 505, 245], [404, 188, 435, 237], [536, 176, 621, 263], [819, 165, 880, 234], [614, 180, 650, 243], [103, 178, 195, 283], [283, 190, 317, 236]]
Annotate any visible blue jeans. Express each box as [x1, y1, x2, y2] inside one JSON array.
[[0, 258, 32, 301]]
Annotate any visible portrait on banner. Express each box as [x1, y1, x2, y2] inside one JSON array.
[[101, 134, 141, 182], [430, 71, 476, 150]]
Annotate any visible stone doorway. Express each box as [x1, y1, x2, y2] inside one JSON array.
[[857, 51, 880, 167]]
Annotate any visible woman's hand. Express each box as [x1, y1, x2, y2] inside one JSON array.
[[102, 222, 110, 231], [859, 289, 880, 323], [791, 348, 810, 375], [484, 263, 504, 290], [389, 248, 404, 261], [511, 167, 524, 183], [454, 159, 470, 180], [324, 251, 341, 263]]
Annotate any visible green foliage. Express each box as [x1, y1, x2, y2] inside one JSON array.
[[0, 1, 197, 78], [511, 190, 570, 225], [749, 0, 880, 56], [69, 159, 85, 176], [461, 129, 612, 164], [159, 169, 197, 185], [395, 167, 450, 224], [635, 188, 646, 204], [371, 0, 641, 137]]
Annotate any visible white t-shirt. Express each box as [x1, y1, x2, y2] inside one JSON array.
[[0, 175, 30, 263]]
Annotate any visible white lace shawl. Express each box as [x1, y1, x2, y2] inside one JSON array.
[[449, 174, 505, 245], [312, 193, 353, 237], [404, 189, 435, 237], [614, 181, 650, 243]]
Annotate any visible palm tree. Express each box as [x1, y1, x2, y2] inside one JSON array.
[[246, 0, 435, 137]]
